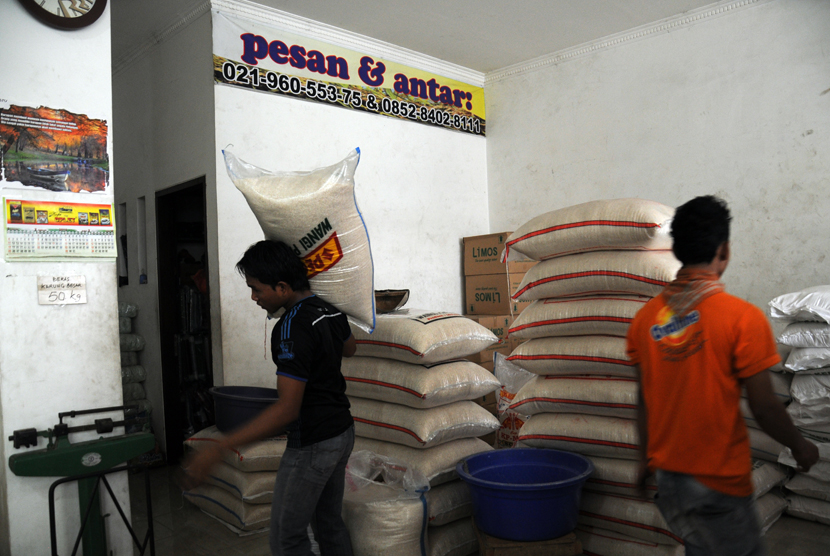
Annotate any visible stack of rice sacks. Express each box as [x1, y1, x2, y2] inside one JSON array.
[[767, 286, 830, 526], [502, 199, 685, 554], [346, 309, 501, 556], [182, 426, 288, 534], [118, 302, 152, 418]]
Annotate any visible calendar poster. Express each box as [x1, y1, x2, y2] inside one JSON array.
[[4, 198, 116, 260]]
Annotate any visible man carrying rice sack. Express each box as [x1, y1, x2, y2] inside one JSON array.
[[626, 195, 819, 556], [183, 240, 357, 556]]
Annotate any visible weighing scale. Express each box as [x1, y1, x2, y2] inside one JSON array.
[[8, 404, 156, 556]]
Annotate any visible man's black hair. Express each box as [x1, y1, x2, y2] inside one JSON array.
[[236, 240, 311, 291], [670, 195, 732, 266]]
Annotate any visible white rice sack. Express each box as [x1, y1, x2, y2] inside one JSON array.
[[788, 401, 830, 432], [585, 456, 657, 499], [512, 250, 680, 302], [425, 480, 472, 527], [506, 336, 635, 378], [779, 442, 830, 482], [518, 413, 640, 460], [183, 484, 271, 533], [184, 425, 287, 472], [777, 322, 830, 348], [790, 373, 830, 406], [510, 375, 638, 418], [750, 428, 786, 463], [350, 397, 499, 449], [785, 473, 830, 501], [224, 149, 375, 331], [343, 451, 430, 556], [206, 461, 275, 504], [353, 437, 492, 487], [756, 491, 788, 533], [341, 357, 499, 409], [503, 199, 674, 261], [752, 460, 788, 499], [509, 295, 649, 340], [578, 492, 680, 545], [785, 494, 830, 525], [575, 525, 683, 556], [351, 310, 497, 364], [769, 286, 830, 324], [121, 365, 147, 384], [784, 347, 830, 372], [119, 333, 145, 352], [428, 519, 478, 556]]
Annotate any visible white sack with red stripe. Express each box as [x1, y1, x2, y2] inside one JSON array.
[[204, 461, 276, 504], [517, 413, 640, 460], [586, 457, 658, 499], [224, 149, 376, 331], [350, 397, 500, 449], [351, 310, 498, 364], [507, 336, 635, 377], [510, 295, 649, 340], [341, 357, 499, 409], [184, 425, 287, 472], [510, 375, 638, 418], [503, 198, 674, 261], [353, 436, 493, 486], [512, 251, 680, 301], [577, 492, 680, 545], [575, 525, 683, 556]]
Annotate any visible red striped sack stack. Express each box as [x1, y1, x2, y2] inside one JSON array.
[[500, 199, 683, 552], [347, 309, 502, 551]]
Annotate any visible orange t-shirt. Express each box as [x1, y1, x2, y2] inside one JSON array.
[[626, 291, 780, 497]]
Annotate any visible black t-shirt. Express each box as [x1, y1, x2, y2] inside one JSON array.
[[272, 295, 353, 447]]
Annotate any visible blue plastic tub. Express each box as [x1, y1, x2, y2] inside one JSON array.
[[210, 386, 279, 432], [456, 448, 594, 542]]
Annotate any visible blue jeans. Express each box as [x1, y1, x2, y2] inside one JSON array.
[[269, 426, 355, 556], [654, 470, 765, 556]]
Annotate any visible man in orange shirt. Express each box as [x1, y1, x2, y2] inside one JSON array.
[[627, 195, 818, 556]]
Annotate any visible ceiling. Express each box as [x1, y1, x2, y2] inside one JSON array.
[[111, 0, 721, 74]]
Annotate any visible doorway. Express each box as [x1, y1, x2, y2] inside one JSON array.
[[156, 178, 214, 462]]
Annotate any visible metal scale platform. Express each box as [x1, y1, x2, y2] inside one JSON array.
[[8, 404, 156, 556]]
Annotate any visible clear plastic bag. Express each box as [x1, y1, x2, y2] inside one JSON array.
[[494, 353, 535, 449], [224, 149, 375, 332]]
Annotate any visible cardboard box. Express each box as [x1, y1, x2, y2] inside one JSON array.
[[465, 273, 532, 315], [479, 360, 494, 373], [465, 340, 511, 363], [466, 315, 514, 340], [463, 232, 536, 276]]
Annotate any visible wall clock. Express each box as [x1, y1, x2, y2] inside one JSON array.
[[18, 0, 108, 30]]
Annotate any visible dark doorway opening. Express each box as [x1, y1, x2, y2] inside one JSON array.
[[156, 178, 214, 462]]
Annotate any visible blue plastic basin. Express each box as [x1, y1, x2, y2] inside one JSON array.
[[210, 386, 279, 433], [456, 448, 594, 542]]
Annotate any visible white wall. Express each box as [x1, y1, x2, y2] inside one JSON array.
[[112, 11, 217, 450], [214, 87, 488, 387], [0, 2, 131, 554], [485, 0, 830, 310]]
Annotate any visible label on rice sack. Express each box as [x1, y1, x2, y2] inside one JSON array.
[[185, 425, 287, 472], [506, 336, 635, 377], [577, 492, 681, 545], [575, 525, 683, 556], [585, 456, 658, 499], [349, 397, 500, 449], [223, 149, 376, 331], [351, 309, 498, 364], [341, 357, 499, 409], [503, 198, 674, 261], [512, 251, 680, 302], [510, 295, 649, 340], [518, 413, 640, 460], [353, 436, 493, 486], [510, 375, 638, 418]]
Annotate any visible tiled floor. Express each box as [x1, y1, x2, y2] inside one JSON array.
[[129, 465, 830, 556]]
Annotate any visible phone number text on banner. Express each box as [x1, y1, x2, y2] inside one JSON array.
[[212, 12, 485, 136]]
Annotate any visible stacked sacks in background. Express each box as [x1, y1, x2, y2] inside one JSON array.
[[500, 199, 682, 552], [118, 302, 152, 420], [347, 309, 501, 555], [182, 426, 288, 534], [768, 286, 830, 525]]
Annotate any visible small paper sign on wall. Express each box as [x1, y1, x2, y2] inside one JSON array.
[[38, 275, 87, 305]]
